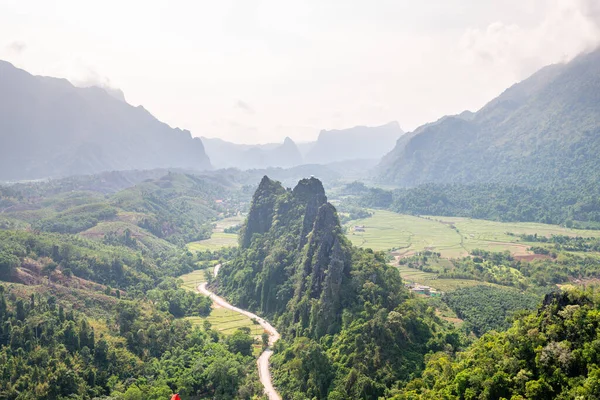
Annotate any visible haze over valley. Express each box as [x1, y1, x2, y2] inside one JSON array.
[[2, 1, 600, 400]]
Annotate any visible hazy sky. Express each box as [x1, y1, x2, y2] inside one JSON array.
[[1, 0, 599, 144]]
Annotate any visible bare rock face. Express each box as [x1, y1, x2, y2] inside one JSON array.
[[293, 177, 328, 249], [240, 176, 286, 248]]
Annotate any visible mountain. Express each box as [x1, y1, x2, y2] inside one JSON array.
[[201, 136, 303, 169], [217, 176, 454, 399], [305, 121, 404, 164], [377, 48, 600, 186], [0, 60, 211, 181]]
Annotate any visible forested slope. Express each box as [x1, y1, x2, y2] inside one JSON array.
[[217, 176, 458, 399], [0, 171, 263, 399], [394, 289, 600, 399], [378, 48, 600, 187]]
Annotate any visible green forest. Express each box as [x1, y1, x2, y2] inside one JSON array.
[[216, 177, 460, 399], [344, 181, 600, 228], [3, 172, 600, 399], [0, 172, 263, 399]]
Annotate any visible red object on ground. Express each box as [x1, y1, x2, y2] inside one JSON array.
[[170, 395, 181, 400]]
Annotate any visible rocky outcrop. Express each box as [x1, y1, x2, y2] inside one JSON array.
[[240, 176, 286, 248], [293, 177, 328, 249]]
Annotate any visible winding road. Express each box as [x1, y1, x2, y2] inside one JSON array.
[[197, 265, 282, 400]]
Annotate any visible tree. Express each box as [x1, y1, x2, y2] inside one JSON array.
[[205, 356, 243, 399], [0, 251, 19, 278], [123, 385, 144, 400], [227, 327, 254, 356]]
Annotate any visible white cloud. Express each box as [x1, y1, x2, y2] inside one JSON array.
[[6, 41, 26, 54], [459, 0, 600, 80], [235, 100, 256, 115]]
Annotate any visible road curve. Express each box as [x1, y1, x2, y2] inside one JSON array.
[[198, 265, 282, 400]]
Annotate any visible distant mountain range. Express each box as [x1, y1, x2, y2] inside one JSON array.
[[201, 136, 303, 170], [203, 121, 404, 170], [305, 121, 404, 164], [377, 48, 600, 187], [0, 59, 407, 180], [0, 60, 211, 181]]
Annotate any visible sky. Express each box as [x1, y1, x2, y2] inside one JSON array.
[[1, 0, 599, 144]]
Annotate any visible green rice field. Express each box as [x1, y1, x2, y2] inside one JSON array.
[[186, 308, 264, 336], [179, 269, 212, 292], [397, 265, 503, 292], [186, 215, 243, 252], [178, 268, 264, 345], [346, 210, 600, 257]]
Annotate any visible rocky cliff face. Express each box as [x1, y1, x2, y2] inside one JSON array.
[[220, 175, 354, 336], [292, 177, 328, 249], [240, 176, 287, 248], [295, 202, 351, 336]]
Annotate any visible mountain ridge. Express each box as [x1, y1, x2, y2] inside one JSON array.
[[0, 60, 212, 181], [306, 121, 404, 164], [377, 48, 600, 187]]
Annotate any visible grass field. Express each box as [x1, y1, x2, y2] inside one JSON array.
[[179, 269, 212, 292], [186, 308, 264, 336], [187, 232, 238, 251], [346, 210, 600, 257], [178, 268, 264, 350], [397, 264, 504, 292], [186, 215, 244, 252]]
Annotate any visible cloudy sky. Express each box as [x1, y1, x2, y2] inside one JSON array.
[[1, 0, 599, 144]]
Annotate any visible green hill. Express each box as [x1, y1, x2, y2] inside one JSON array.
[[393, 289, 600, 399], [217, 176, 456, 399]]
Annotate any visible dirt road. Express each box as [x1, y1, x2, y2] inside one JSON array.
[[197, 265, 282, 400]]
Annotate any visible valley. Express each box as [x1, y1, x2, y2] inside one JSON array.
[[197, 266, 281, 400], [1, 11, 600, 398], [186, 215, 242, 252], [345, 209, 600, 257]]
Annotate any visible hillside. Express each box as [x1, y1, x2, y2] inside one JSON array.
[[202, 136, 303, 169], [216, 176, 455, 399], [0, 60, 212, 181], [0, 171, 239, 249], [305, 121, 404, 164], [377, 48, 600, 187], [394, 289, 600, 399], [0, 193, 261, 399]]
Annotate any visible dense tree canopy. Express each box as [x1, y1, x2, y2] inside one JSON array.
[[393, 289, 600, 399], [218, 177, 459, 399]]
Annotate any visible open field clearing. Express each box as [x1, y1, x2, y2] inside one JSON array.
[[179, 268, 264, 356], [186, 215, 243, 251], [397, 265, 504, 292], [346, 210, 600, 257], [187, 232, 238, 251], [346, 211, 463, 255], [213, 215, 244, 231], [179, 269, 212, 292], [186, 308, 264, 336]]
